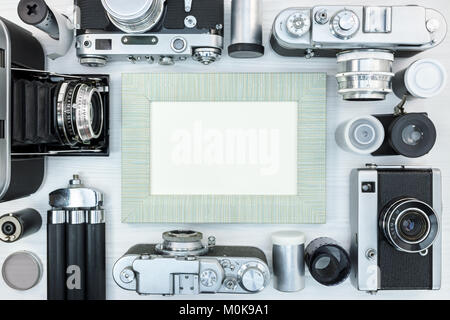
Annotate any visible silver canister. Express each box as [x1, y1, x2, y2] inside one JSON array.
[[393, 59, 447, 99], [272, 231, 305, 292], [336, 49, 394, 101], [228, 0, 264, 58]]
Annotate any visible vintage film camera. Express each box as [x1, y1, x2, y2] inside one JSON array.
[[74, 0, 225, 67], [350, 165, 442, 292], [270, 5, 447, 101], [113, 230, 271, 295], [0, 17, 109, 202]]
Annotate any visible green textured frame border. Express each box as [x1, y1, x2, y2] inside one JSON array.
[[122, 73, 327, 224]]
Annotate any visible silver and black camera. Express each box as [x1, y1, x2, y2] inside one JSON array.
[[270, 5, 447, 101], [75, 0, 224, 67], [0, 17, 109, 203], [350, 165, 442, 293], [113, 230, 271, 295]]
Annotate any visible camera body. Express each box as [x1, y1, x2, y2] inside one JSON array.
[[113, 231, 271, 295], [271, 5, 446, 58], [270, 5, 447, 101], [0, 17, 109, 203], [75, 0, 224, 67], [350, 165, 442, 292]]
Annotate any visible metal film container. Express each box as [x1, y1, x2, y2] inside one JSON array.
[[101, 0, 165, 34], [0, 209, 42, 243], [335, 116, 385, 155], [393, 59, 447, 99], [228, 0, 264, 58], [336, 49, 394, 101], [272, 231, 305, 292]]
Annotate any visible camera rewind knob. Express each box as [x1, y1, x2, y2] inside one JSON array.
[[286, 12, 311, 37]]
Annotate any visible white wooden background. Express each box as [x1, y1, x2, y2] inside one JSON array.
[[0, 0, 449, 300]]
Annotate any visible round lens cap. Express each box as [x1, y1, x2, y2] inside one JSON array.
[[389, 113, 436, 158], [405, 59, 447, 98], [2, 251, 43, 290]]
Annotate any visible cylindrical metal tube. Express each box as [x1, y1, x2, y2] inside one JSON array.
[[272, 231, 305, 292], [47, 210, 66, 300], [86, 209, 106, 300], [66, 210, 86, 300], [0, 209, 42, 243], [228, 0, 264, 58], [336, 49, 394, 101], [18, 0, 60, 40], [393, 59, 447, 99]]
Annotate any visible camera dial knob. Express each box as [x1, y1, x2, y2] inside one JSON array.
[[238, 262, 268, 292], [331, 10, 360, 40], [286, 12, 311, 37], [200, 269, 218, 288]]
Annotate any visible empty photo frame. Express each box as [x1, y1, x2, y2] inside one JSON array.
[[122, 73, 327, 223]]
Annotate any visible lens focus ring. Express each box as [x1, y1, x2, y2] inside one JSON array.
[[380, 198, 439, 253], [56, 81, 104, 146]]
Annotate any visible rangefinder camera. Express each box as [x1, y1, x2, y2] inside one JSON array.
[[270, 5, 447, 101], [113, 230, 271, 295], [350, 165, 442, 293], [75, 0, 224, 67]]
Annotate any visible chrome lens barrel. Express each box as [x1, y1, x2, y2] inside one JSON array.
[[56, 81, 104, 146], [101, 0, 165, 34], [380, 198, 439, 253], [336, 49, 394, 101], [75, 84, 104, 142], [155, 230, 209, 256]]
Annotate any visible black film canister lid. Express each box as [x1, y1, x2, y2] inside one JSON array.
[[305, 237, 351, 286], [228, 43, 265, 59], [389, 113, 437, 158], [18, 0, 49, 26]]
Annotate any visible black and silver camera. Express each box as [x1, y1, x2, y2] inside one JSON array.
[[0, 17, 109, 202], [113, 230, 271, 295], [270, 5, 447, 101], [75, 0, 224, 67], [350, 165, 442, 292]]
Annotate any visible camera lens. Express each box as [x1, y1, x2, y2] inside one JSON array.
[[1, 222, 16, 236], [336, 49, 394, 101], [101, 0, 165, 33], [398, 211, 429, 243], [389, 113, 436, 158], [56, 81, 104, 146], [381, 198, 439, 253]]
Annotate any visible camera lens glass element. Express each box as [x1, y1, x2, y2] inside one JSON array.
[[398, 211, 429, 243], [402, 124, 424, 146], [381, 198, 439, 253], [1, 222, 16, 236]]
